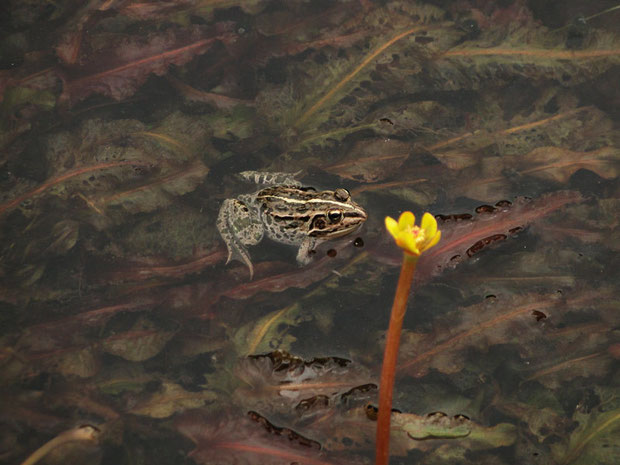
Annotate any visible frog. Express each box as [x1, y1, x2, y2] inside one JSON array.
[[216, 171, 368, 278]]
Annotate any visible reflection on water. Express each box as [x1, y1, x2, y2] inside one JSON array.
[[0, 0, 618, 464]]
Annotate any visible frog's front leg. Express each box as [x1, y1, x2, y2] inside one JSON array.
[[296, 237, 319, 265], [216, 198, 263, 279]]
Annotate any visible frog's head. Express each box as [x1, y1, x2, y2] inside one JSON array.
[[308, 188, 368, 239]]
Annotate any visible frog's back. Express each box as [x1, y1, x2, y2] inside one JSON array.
[[256, 185, 317, 244]]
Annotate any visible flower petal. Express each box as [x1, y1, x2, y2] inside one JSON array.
[[385, 216, 399, 239], [421, 212, 437, 238], [398, 211, 415, 229], [425, 229, 441, 250], [402, 232, 420, 256]]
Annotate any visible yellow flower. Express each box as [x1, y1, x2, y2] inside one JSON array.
[[385, 211, 441, 257]]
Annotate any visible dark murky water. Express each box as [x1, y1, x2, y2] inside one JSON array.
[[1, 1, 619, 464]]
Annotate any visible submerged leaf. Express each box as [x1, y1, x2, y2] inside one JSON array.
[[60, 26, 235, 105], [318, 406, 515, 455], [394, 411, 516, 448], [293, 25, 429, 129], [1, 115, 211, 221], [519, 146, 619, 182], [101, 318, 175, 362], [176, 409, 358, 465], [233, 304, 303, 355], [434, 22, 620, 90], [412, 191, 583, 283], [552, 400, 620, 465], [0, 86, 55, 115], [120, 0, 267, 22], [130, 382, 216, 418], [49, 347, 100, 379], [397, 290, 604, 378], [324, 139, 410, 182], [234, 351, 374, 414], [97, 160, 209, 214], [496, 400, 573, 443], [455, 146, 618, 199]]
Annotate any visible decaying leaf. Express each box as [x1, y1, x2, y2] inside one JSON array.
[[552, 398, 620, 465], [454, 146, 619, 199], [120, 0, 267, 22], [101, 318, 175, 362], [316, 406, 516, 455], [412, 191, 583, 283], [234, 351, 375, 414], [176, 408, 360, 465], [397, 290, 607, 378], [233, 304, 304, 355], [47, 346, 100, 379], [495, 400, 572, 443], [130, 382, 216, 418], [0, 114, 212, 223], [394, 411, 516, 449], [97, 160, 209, 214], [59, 25, 235, 105], [324, 139, 410, 182]]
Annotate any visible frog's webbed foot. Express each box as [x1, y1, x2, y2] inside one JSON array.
[[222, 236, 254, 279], [239, 171, 302, 187], [217, 199, 263, 279], [296, 238, 318, 266]]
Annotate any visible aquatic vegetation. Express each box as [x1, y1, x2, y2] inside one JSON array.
[[1, 0, 619, 464]]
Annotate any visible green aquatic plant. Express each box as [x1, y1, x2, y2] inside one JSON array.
[[376, 211, 441, 465]]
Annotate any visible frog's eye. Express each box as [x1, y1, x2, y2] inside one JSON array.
[[328, 210, 343, 222], [334, 188, 350, 202]]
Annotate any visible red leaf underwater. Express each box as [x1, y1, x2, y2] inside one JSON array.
[[414, 190, 583, 283], [176, 409, 361, 465], [59, 26, 236, 105], [234, 351, 375, 414]]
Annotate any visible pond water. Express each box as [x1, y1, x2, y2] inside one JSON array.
[[1, 1, 619, 464]]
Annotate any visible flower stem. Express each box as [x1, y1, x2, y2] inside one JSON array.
[[375, 253, 418, 465]]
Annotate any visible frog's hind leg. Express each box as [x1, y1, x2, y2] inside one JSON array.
[[216, 199, 263, 279], [239, 171, 302, 187]]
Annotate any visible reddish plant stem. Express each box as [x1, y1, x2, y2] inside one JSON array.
[[375, 254, 418, 465]]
